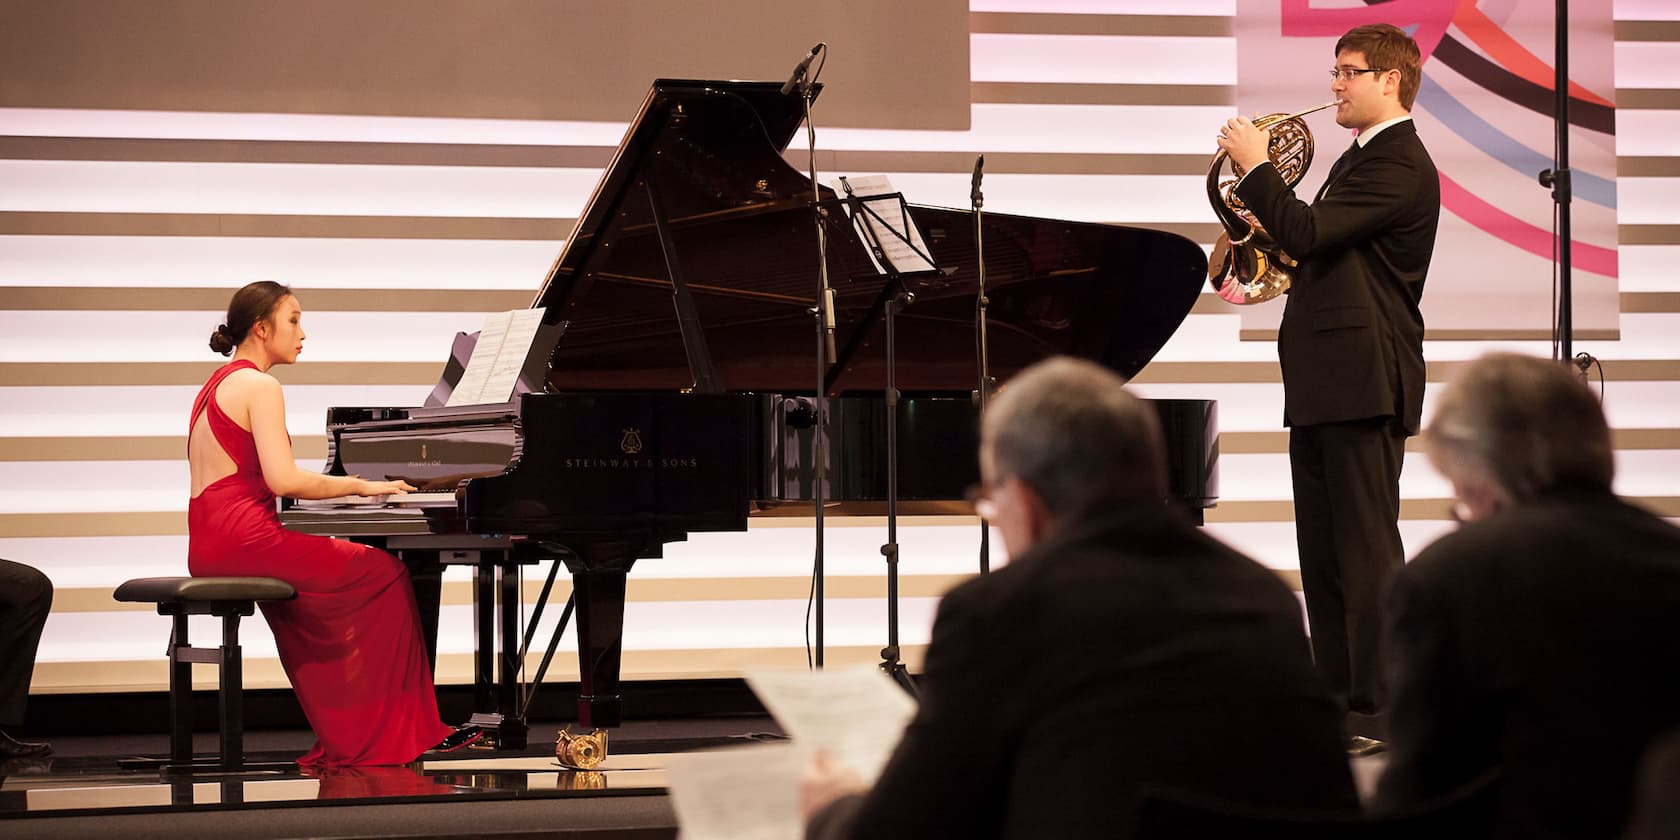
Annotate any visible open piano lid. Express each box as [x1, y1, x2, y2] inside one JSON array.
[[526, 78, 1209, 394]]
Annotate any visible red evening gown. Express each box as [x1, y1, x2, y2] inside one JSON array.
[[187, 360, 453, 766]]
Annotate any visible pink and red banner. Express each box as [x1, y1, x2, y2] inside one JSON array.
[[1235, 0, 1619, 339]]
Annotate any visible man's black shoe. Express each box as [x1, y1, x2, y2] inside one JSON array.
[[0, 730, 51, 759], [1346, 735, 1387, 758], [426, 725, 486, 755]]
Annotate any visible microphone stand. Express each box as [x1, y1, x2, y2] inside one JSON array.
[[789, 44, 832, 667], [836, 178, 920, 697], [880, 281, 917, 695], [1537, 0, 1583, 374], [971, 154, 993, 574]]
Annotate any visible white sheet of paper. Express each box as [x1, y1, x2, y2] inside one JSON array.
[[830, 174, 937, 276], [663, 743, 802, 840], [444, 308, 545, 406], [745, 665, 917, 782]]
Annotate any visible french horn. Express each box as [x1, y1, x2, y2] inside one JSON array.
[[1207, 101, 1338, 304]]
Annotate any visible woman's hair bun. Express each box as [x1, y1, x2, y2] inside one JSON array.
[[209, 324, 236, 356]]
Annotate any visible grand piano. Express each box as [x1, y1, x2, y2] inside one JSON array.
[[281, 78, 1216, 755]]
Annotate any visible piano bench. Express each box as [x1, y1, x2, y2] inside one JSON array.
[[113, 576, 298, 774]]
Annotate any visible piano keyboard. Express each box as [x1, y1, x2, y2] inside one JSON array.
[[290, 491, 458, 509]]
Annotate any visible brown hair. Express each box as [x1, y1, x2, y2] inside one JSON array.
[[210, 281, 293, 356], [1336, 23, 1423, 111], [1422, 353, 1614, 502], [982, 357, 1167, 519]]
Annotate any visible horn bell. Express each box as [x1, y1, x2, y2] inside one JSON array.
[[1207, 102, 1335, 305]]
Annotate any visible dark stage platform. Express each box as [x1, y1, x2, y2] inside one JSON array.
[[0, 717, 786, 839]]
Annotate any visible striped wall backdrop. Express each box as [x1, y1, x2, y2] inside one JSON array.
[[3, 0, 1677, 696]]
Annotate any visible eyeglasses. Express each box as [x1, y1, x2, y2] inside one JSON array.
[[1329, 67, 1386, 82], [964, 481, 1001, 520]]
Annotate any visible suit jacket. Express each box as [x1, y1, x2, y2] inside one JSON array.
[[1376, 488, 1680, 839], [807, 509, 1357, 840], [1234, 119, 1439, 432]]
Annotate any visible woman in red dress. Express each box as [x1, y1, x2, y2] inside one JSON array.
[[187, 281, 477, 766]]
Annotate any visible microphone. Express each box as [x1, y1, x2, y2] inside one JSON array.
[[780, 43, 823, 97], [970, 154, 984, 208]]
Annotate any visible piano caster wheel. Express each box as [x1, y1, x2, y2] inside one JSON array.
[[555, 727, 609, 770]]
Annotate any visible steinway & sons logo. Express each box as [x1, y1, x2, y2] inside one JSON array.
[[561, 427, 699, 470], [408, 442, 442, 468]]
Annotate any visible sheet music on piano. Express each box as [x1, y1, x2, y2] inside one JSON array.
[[446, 308, 547, 406], [831, 174, 937, 276]]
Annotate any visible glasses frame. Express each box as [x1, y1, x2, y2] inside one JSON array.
[[1329, 67, 1387, 82], [964, 480, 1001, 520]]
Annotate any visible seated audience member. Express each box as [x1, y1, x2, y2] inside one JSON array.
[[0, 558, 52, 759], [799, 357, 1357, 840], [1624, 727, 1680, 840], [1376, 352, 1680, 839]]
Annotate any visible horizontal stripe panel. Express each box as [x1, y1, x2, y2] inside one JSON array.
[[1616, 42, 1680, 88], [0, 384, 428, 437], [0, 310, 490, 363], [0, 361, 439, 386], [0, 287, 536, 312], [971, 34, 1234, 85], [0, 236, 562, 289], [1617, 110, 1680, 155], [1615, 89, 1680, 109], [1, 359, 1674, 445], [10, 495, 1680, 540], [1620, 245, 1680, 292], [0, 212, 573, 240], [1615, 20, 1680, 40], [1619, 178, 1680, 224], [9, 451, 1679, 518], [824, 149, 1207, 175], [1621, 157, 1680, 177], [1, 354, 1676, 397], [0, 436, 327, 462], [32, 644, 929, 693], [969, 12, 1231, 37], [49, 573, 974, 614], [1621, 225, 1680, 245], [1621, 291, 1680, 312], [0, 136, 616, 168], [0, 107, 635, 146], [970, 1, 1234, 15], [970, 81, 1232, 106], [1615, 1, 1680, 22], [0, 160, 601, 217], [822, 103, 1236, 154]]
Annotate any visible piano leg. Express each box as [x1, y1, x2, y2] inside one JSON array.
[[496, 553, 523, 739], [470, 556, 498, 715], [400, 549, 444, 670], [566, 563, 630, 729]]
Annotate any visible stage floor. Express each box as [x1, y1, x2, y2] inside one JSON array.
[[0, 717, 786, 838]]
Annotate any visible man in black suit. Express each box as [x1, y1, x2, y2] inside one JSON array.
[[1217, 23, 1440, 752], [798, 357, 1357, 840], [1376, 353, 1680, 839], [0, 558, 53, 758]]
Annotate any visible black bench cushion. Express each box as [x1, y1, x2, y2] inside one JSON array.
[[115, 576, 297, 604]]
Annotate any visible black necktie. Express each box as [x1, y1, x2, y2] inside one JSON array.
[[1318, 141, 1360, 199]]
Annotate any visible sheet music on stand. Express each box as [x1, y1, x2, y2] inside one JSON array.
[[445, 308, 546, 406], [830, 174, 937, 276]]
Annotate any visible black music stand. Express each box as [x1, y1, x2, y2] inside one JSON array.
[[832, 178, 942, 696]]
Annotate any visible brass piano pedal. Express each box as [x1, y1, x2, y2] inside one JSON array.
[[555, 727, 609, 769]]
